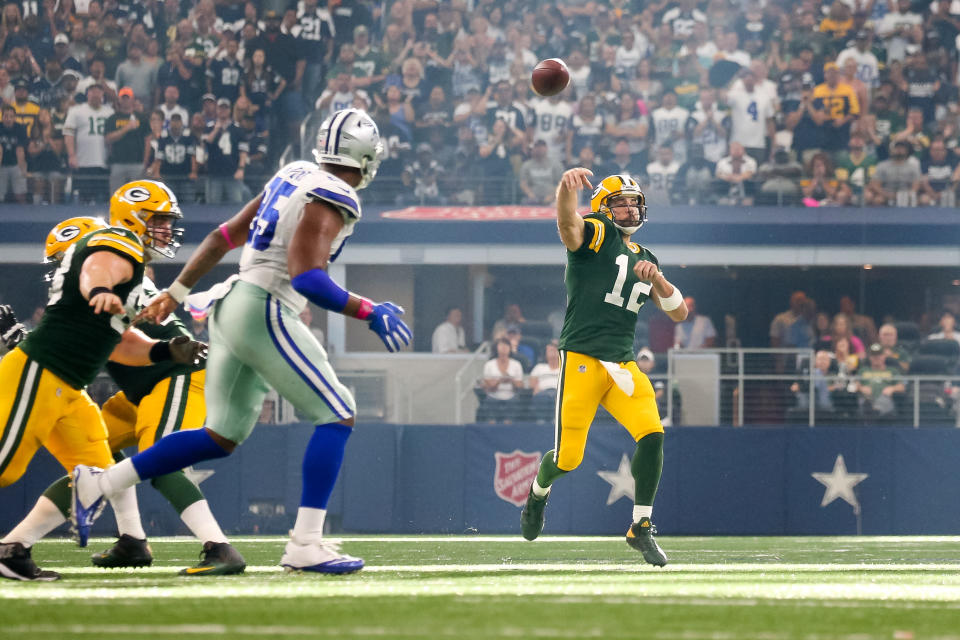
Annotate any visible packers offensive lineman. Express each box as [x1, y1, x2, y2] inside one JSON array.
[[73, 108, 411, 574], [520, 169, 688, 566], [0, 216, 244, 577], [0, 182, 205, 581]]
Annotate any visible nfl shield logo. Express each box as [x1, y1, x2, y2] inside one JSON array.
[[493, 450, 542, 507]]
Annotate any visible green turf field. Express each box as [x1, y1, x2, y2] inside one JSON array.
[[2, 535, 959, 639]]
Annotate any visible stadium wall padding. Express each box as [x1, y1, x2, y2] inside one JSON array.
[[3, 423, 959, 537]]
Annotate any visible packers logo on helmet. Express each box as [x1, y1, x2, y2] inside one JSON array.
[[109, 179, 184, 260], [590, 175, 647, 234], [44, 216, 109, 263]]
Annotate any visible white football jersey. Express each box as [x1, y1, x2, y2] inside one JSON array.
[[240, 161, 361, 313], [531, 98, 572, 157], [726, 89, 774, 150]]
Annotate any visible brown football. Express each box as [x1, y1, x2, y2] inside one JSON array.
[[531, 58, 570, 97]]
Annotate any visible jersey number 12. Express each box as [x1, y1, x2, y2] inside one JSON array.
[[604, 254, 652, 313]]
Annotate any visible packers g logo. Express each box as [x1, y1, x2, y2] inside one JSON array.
[[590, 185, 603, 201], [54, 225, 82, 242], [122, 186, 152, 203]]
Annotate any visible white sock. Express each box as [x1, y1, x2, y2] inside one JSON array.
[[1, 496, 67, 547], [180, 500, 228, 544], [633, 505, 652, 523], [291, 507, 326, 545], [99, 458, 141, 499], [531, 479, 551, 498], [110, 485, 147, 540]]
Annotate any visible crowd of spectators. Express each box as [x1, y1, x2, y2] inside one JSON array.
[[3, 0, 960, 207]]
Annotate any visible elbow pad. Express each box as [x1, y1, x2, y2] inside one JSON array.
[[291, 267, 350, 312]]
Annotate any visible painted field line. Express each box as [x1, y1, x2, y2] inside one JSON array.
[[40, 562, 960, 575]]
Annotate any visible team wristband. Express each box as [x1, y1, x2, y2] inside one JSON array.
[[659, 287, 684, 311], [356, 297, 375, 320], [88, 286, 114, 300], [167, 280, 191, 304], [149, 340, 172, 362], [219, 223, 238, 250]]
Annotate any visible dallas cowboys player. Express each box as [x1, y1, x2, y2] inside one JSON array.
[[73, 108, 410, 574]]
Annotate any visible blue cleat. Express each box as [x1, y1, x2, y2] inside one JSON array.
[[71, 465, 106, 547], [281, 537, 364, 574]]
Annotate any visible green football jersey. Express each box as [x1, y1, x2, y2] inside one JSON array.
[[105, 277, 202, 405], [20, 227, 146, 389], [558, 213, 659, 362]]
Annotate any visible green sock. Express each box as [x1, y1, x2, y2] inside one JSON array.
[[150, 471, 204, 515], [535, 449, 568, 490], [42, 475, 73, 519], [631, 433, 664, 507]]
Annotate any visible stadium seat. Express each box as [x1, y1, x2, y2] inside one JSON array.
[[916, 339, 960, 365], [906, 355, 950, 375], [894, 322, 922, 349]]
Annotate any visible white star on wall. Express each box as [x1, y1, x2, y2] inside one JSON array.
[[597, 453, 635, 506], [811, 454, 868, 514]]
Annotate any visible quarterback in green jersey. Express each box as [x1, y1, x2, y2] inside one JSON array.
[[521, 169, 689, 567]]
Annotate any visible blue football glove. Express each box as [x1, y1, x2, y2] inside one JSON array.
[[367, 302, 411, 353]]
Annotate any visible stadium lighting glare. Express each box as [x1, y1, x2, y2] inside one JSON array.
[[863, 264, 873, 270]]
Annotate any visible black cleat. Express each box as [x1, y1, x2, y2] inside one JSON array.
[[626, 518, 668, 567], [520, 488, 549, 541], [180, 541, 246, 576], [91, 534, 153, 568], [0, 542, 61, 581]]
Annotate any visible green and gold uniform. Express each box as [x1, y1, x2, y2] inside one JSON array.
[[555, 213, 664, 471], [0, 227, 145, 486], [103, 278, 207, 454]]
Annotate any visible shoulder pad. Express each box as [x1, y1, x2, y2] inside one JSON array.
[[83, 227, 145, 263], [306, 171, 362, 221]]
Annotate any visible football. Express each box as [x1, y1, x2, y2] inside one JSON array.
[[531, 58, 570, 97]]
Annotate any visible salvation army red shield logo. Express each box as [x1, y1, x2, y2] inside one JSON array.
[[493, 450, 542, 507]]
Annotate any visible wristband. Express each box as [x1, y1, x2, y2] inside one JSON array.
[[355, 297, 374, 320], [659, 287, 683, 311], [88, 286, 114, 300], [219, 223, 238, 250], [149, 340, 172, 362], [167, 280, 191, 304]]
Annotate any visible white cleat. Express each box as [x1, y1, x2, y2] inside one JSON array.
[[71, 465, 106, 547], [280, 536, 364, 575]]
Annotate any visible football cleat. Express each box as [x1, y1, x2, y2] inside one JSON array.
[[71, 465, 107, 548], [180, 541, 246, 576], [626, 518, 668, 567], [0, 542, 61, 581], [281, 536, 364, 574], [520, 488, 549, 541], [91, 534, 153, 568]]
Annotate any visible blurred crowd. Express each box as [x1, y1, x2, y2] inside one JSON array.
[[2, 0, 960, 207]]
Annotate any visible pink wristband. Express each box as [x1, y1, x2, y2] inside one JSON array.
[[219, 223, 238, 249], [355, 297, 375, 320]]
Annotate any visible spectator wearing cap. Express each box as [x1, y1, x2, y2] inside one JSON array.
[[834, 132, 877, 204], [865, 140, 922, 206], [199, 94, 217, 128], [202, 97, 248, 204], [157, 85, 189, 131], [104, 87, 151, 193], [291, 0, 335, 108], [115, 43, 157, 109], [51, 33, 83, 74], [13, 78, 40, 135], [837, 30, 879, 88], [149, 112, 198, 202], [63, 83, 114, 203], [812, 62, 859, 153], [329, 0, 374, 50], [856, 342, 905, 419], [77, 59, 118, 103], [877, 0, 923, 63], [902, 49, 940, 126], [206, 36, 244, 104], [917, 137, 960, 207], [519, 139, 564, 205], [725, 69, 775, 165], [0, 104, 29, 203]]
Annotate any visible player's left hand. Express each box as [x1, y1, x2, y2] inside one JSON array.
[[0, 304, 27, 349], [368, 302, 412, 353], [136, 292, 178, 325], [633, 260, 661, 282], [168, 335, 208, 366]]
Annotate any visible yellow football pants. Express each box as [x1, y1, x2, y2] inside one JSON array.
[[103, 370, 206, 453], [555, 350, 663, 471], [0, 348, 113, 487]]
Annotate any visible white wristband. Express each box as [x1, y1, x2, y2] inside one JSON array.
[[658, 287, 683, 311], [166, 280, 191, 304]]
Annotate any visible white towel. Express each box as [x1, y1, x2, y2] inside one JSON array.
[[600, 360, 635, 397], [183, 275, 239, 320]]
